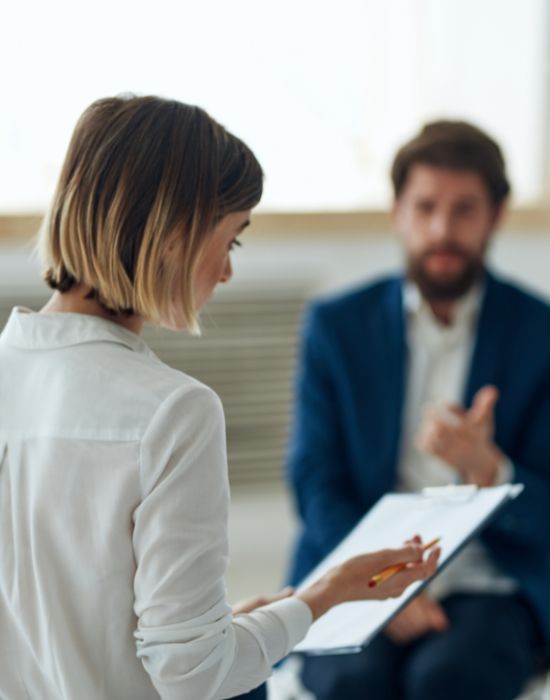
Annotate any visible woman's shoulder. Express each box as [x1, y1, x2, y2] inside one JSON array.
[[81, 340, 223, 437], [143, 355, 222, 416]]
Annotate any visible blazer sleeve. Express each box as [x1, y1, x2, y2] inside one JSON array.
[[487, 373, 550, 551], [288, 303, 365, 559]]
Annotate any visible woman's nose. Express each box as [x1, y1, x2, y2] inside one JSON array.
[[219, 256, 233, 284]]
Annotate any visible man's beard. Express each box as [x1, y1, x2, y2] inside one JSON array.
[[407, 245, 485, 301]]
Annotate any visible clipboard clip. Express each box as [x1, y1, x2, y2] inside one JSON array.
[[421, 484, 478, 502]]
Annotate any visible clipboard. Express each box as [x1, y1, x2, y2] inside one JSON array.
[[293, 483, 524, 655]]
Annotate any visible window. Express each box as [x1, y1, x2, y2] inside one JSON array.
[[1, 0, 548, 212]]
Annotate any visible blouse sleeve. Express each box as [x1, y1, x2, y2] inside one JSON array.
[[133, 383, 311, 700]]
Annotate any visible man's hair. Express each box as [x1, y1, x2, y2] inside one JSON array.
[[391, 120, 510, 205], [39, 94, 263, 333]]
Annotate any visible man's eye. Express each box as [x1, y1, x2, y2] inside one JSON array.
[[416, 202, 434, 214], [456, 204, 476, 216]]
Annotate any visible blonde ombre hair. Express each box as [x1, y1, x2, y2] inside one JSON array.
[[39, 95, 263, 333]]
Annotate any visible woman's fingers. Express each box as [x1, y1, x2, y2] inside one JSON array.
[[371, 547, 440, 599], [299, 545, 440, 620], [373, 544, 424, 569], [390, 548, 440, 590], [406, 535, 422, 545]]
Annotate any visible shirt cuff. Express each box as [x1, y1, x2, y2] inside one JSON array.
[[493, 456, 515, 486], [260, 597, 313, 655]]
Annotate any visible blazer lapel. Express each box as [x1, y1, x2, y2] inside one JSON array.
[[464, 271, 508, 407], [379, 277, 407, 488]]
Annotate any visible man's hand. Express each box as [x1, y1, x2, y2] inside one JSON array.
[[385, 594, 449, 644], [415, 385, 505, 487]]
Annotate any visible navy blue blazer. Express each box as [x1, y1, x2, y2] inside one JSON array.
[[287, 270, 550, 654]]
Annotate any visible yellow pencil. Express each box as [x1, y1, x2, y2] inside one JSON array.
[[368, 537, 441, 588]]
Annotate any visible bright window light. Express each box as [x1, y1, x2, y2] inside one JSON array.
[[0, 0, 547, 212]]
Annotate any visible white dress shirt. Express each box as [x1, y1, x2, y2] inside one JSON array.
[[398, 283, 517, 598], [0, 308, 311, 700]]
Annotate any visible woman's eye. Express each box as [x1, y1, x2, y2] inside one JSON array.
[[229, 239, 242, 251]]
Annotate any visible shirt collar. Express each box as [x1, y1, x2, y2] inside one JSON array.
[[0, 307, 154, 356], [403, 279, 483, 331]]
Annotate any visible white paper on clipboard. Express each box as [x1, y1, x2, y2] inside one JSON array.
[[293, 483, 524, 655]]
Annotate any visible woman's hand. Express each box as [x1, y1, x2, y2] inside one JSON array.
[[232, 586, 294, 616], [297, 541, 440, 621]]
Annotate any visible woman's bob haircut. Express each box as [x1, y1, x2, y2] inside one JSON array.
[[39, 94, 264, 333]]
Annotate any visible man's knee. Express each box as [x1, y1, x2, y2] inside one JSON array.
[[302, 656, 369, 700], [404, 654, 500, 700], [302, 645, 398, 700]]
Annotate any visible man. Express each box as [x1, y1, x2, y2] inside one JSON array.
[[287, 121, 550, 700]]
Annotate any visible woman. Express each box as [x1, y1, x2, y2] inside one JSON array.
[[0, 95, 438, 699]]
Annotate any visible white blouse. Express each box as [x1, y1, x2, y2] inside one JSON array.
[[0, 308, 311, 700]]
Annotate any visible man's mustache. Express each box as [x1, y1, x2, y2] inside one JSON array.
[[421, 245, 472, 260]]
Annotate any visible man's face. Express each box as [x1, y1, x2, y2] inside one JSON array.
[[393, 164, 503, 301]]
